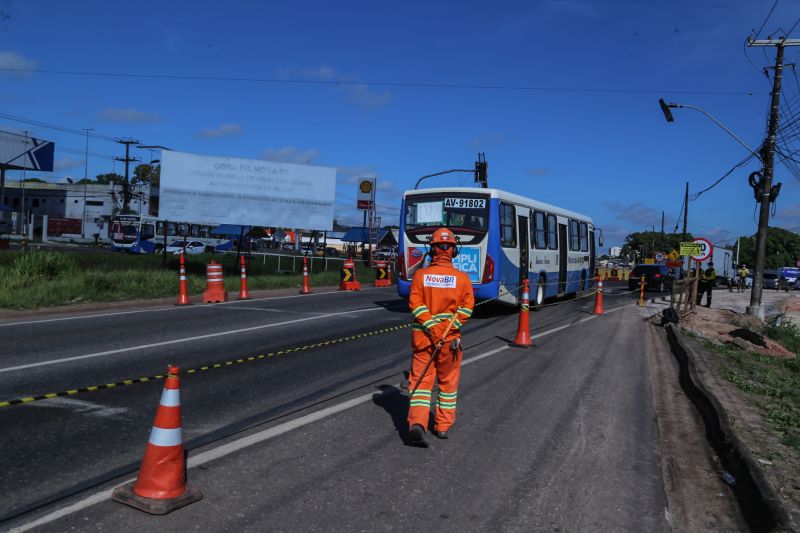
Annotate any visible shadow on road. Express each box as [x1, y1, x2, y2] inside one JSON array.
[[372, 384, 409, 443]]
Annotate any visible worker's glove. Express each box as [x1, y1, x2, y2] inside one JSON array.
[[428, 322, 449, 345], [449, 338, 462, 353]]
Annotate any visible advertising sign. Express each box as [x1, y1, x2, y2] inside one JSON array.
[[159, 151, 336, 231], [452, 248, 481, 282], [357, 178, 375, 209]]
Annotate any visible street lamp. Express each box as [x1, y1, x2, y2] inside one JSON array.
[[82, 128, 93, 238], [659, 98, 769, 318]]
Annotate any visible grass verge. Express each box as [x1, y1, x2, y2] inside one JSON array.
[[0, 250, 380, 309], [700, 319, 800, 449]]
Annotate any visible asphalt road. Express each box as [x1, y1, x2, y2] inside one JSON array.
[[0, 283, 663, 531]]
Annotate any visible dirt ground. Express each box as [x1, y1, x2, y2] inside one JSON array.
[[643, 309, 749, 531], [660, 300, 800, 529]]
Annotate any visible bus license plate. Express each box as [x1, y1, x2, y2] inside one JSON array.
[[444, 198, 485, 209]]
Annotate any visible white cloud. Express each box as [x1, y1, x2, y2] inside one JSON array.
[[602, 201, 663, 226], [470, 133, 506, 150], [260, 146, 319, 164], [198, 123, 243, 139], [54, 157, 84, 171], [278, 65, 392, 110], [98, 107, 163, 123], [0, 50, 38, 77]]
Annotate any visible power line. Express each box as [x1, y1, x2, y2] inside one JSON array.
[[0, 67, 762, 96], [755, 0, 780, 38], [690, 152, 757, 201], [0, 112, 117, 142]]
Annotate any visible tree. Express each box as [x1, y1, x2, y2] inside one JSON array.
[[734, 227, 800, 269], [132, 164, 160, 188], [95, 172, 124, 185], [620, 231, 693, 262]]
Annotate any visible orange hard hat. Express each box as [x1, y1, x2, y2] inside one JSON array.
[[430, 227, 456, 245]]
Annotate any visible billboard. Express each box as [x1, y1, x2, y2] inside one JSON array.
[[159, 151, 336, 230], [0, 130, 54, 171]]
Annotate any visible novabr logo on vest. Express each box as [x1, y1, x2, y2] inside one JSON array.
[[424, 274, 457, 288]]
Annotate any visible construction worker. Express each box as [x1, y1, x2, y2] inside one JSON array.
[[407, 227, 474, 447], [737, 264, 750, 293], [697, 261, 717, 307]]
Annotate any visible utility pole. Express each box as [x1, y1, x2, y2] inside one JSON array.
[[82, 128, 93, 238], [682, 182, 688, 243], [745, 38, 800, 319], [661, 211, 664, 234], [114, 138, 140, 213]]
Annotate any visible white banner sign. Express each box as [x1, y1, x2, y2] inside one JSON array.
[[159, 151, 336, 230]]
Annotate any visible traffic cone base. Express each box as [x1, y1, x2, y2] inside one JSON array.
[[112, 481, 202, 515]]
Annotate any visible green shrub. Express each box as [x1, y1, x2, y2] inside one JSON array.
[[12, 251, 77, 280]]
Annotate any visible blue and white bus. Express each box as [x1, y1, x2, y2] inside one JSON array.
[[110, 214, 233, 254], [397, 187, 600, 306]]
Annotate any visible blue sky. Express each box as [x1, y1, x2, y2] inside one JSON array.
[[1, 0, 800, 249]]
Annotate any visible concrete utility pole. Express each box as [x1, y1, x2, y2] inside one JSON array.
[[82, 128, 93, 238], [682, 182, 688, 243], [114, 138, 140, 213], [745, 38, 800, 319]]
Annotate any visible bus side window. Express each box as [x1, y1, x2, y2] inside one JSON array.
[[142, 224, 155, 240], [547, 214, 557, 250], [533, 210, 546, 249], [156, 221, 165, 236], [580, 222, 588, 252], [500, 203, 516, 248], [569, 220, 580, 251]]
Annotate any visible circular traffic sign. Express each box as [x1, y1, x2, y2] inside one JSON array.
[[654, 252, 665, 262], [690, 237, 712, 262]]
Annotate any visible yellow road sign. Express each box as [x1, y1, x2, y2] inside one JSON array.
[[342, 269, 352, 282], [644, 258, 655, 264], [680, 242, 701, 256], [667, 250, 679, 260]]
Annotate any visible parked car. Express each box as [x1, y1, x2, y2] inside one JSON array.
[[628, 264, 675, 292], [762, 270, 780, 289], [166, 240, 208, 255]]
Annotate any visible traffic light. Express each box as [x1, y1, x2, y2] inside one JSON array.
[[474, 153, 488, 188]]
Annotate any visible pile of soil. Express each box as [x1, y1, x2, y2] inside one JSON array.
[[680, 306, 796, 359]]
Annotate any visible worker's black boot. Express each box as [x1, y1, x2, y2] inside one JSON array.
[[432, 429, 449, 439], [408, 424, 429, 448]]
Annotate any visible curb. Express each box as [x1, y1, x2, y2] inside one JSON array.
[[665, 324, 796, 531]]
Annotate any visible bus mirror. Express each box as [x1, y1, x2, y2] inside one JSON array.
[[597, 229, 604, 248]]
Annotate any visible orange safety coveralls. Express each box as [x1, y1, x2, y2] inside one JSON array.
[[407, 251, 474, 434]]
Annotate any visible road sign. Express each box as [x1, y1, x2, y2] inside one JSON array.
[[667, 250, 679, 260], [654, 252, 665, 262], [644, 258, 655, 264], [690, 237, 712, 262], [680, 242, 701, 256]]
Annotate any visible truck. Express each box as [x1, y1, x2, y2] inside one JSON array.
[[682, 247, 734, 286], [777, 266, 800, 290]]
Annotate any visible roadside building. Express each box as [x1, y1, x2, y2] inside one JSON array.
[[0, 179, 156, 240]]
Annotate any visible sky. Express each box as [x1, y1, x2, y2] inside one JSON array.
[[1, 0, 800, 249]]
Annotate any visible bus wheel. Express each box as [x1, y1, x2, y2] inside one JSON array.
[[532, 276, 545, 311]]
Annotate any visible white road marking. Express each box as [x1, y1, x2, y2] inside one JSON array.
[[29, 397, 130, 418], [8, 306, 634, 532], [0, 286, 394, 328], [0, 306, 386, 375]]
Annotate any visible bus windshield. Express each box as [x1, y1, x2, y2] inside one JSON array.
[[112, 217, 140, 243], [404, 194, 489, 232]]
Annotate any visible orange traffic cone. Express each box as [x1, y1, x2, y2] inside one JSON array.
[[300, 255, 312, 294], [176, 254, 191, 306], [112, 366, 202, 514], [510, 279, 532, 348], [238, 256, 251, 300], [593, 274, 604, 315]]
